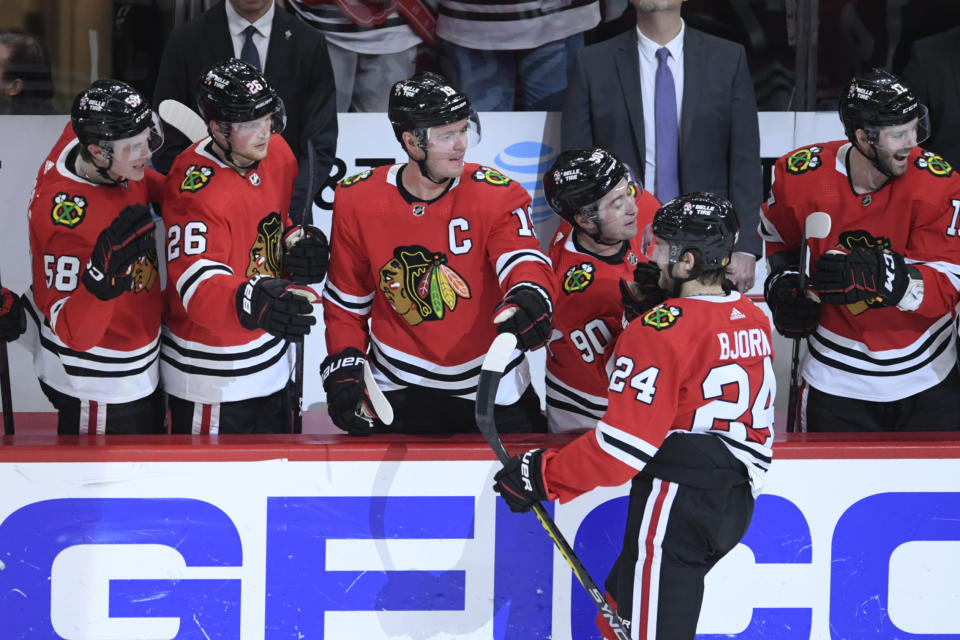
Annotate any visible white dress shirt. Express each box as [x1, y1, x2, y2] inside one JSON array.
[[225, 1, 275, 69], [636, 23, 684, 201]]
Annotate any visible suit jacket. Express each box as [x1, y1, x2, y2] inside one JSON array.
[[153, 0, 337, 222], [901, 26, 960, 168], [561, 26, 762, 255]]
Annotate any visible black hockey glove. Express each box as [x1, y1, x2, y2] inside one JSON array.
[[621, 261, 667, 324], [82, 204, 156, 301], [811, 247, 910, 307], [0, 288, 26, 343], [763, 269, 820, 338], [493, 283, 553, 351], [320, 347, 374, 436], [235, 275, 318, 340], [283, 224, 330, 284], [493, 448, 550, 514]]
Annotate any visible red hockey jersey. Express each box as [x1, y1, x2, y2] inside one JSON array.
[[324, 163, 557, 403], [760, 140, 960, 401], [26, 123, 164, 403], [544, 187, 659, 432], [161, 135, 299, 403], [543, 293, 775, 502]]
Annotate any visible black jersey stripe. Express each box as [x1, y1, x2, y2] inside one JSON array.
[[807, 329, 953, 377], [545, 376, 607, 413], [324, 287, 373, 312], [496, 250, 550, 279], [63, 351, 160, 378], [599, 430, 653, 465], [546, 396, 603, 420], [161, 333, 286, 362], [713, 432, 773, 465], [178, 263, 232, 302], [809, 317, 952, 367], [160, 342, 288, 377], [370, 349, 479, 396]]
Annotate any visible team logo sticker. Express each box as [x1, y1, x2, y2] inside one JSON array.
[[180, 164, 214, 193], [785, 146, 823, 174], [641, 304, 682, 330], [563, 262, 595, 294], [51, 193, 86, 228], [914, 151, 953, 177], [471, 167, 511, 186], [341, 169, 372, 188], [379, 245, 471, 326], [246, 212, 283, 277], [835, 230, 891, 315]]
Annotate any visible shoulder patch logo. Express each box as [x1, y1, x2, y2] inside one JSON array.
[[563, 262, 595, 294], [914, 151, 953, 177], [341, 169, 373, 188], [785, 145, 823, 174], [180, 164, 214, 193], [641, 304, 682, 330], [51, 193, 86, 228], [379, 245, 472, 325], [471, 167, 512, 186]]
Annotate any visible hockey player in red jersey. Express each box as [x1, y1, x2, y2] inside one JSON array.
[[761, 68, 960, 432], [322, 71, 557, 434], [25, 79, 165, 434], [542, 147, 660, 432], [162, 60, 326, 434], [495, 193, 775, 640]]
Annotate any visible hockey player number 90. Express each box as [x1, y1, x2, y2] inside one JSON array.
[[570, 318, 613, 364], [167, 222, 209, 261]]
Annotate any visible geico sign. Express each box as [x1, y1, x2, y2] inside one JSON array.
[[0, 491, 956, 639]]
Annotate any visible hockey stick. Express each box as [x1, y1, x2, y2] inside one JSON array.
[[786, 211, 831, 433], [477, 332, 630, 640], [0, 272, 14, 435], [158, 99, 207, 144], [292, 140, 317, 434]]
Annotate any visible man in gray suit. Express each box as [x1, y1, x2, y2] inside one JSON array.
[[561, 0, 762, 291]]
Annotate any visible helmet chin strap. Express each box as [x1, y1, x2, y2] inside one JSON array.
[[415, 150, 449, 185], [212, 125, 258, 173], [666, 260, 701, 298]]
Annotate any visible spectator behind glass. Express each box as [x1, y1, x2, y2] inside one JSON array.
[[901, 25, 960, 168], [153, 0, 337, 223], [0, 28, 55, 114], [436, 0, 600, 111], [284, 0, 422, 112], [561, 0, 762, 292]]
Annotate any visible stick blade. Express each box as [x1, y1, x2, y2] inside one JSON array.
[[158, 99, 208, 144], [362, 359, 394, 425], [804, 211, 832, 240]]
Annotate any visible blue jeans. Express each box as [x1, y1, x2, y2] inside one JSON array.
[[439, 33, 584, 111]]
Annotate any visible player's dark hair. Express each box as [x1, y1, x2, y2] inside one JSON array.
[[0, 28, 54, 114]]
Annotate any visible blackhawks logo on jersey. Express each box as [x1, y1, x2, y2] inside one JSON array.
[[180, 164, 214, 193], [471, 167, 511, 186], [914, 151, 953, 177], [51, 193, 86, 228], [246, 212, 283, 277], [341, 169, 372, 188], [379, 245, 472, 326], [641, 304, 682, 331], [563, 262, 595, 294], [132, 248, 159, 294], [785, 146, 823, 175], [835, 230, 891, 315]]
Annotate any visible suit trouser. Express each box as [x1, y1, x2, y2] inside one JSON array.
[[603, 434, 754, 640]]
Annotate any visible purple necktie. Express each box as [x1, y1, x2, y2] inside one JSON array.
[[654, 47, 679, 202], [241, 25, 261, 71]]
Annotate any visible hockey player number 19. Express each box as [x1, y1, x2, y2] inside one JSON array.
[[167, 222, 209, 261]]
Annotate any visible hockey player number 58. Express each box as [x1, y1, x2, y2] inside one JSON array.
[[167, 222, 209, 260]]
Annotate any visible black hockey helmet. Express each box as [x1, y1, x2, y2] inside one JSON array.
[[543, 148, 631, 226], [196, 59, 285, 132], [388, 71, 475, 145], [839, 68, 928, 144], [71, 79, 161, 150], [650, 192, 739, 269]]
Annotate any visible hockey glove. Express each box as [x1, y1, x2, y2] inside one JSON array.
[[320, 347, 374, 436], [0, 288, 26, 343], [621, 261, 666, 324], [236, 275, 318, 340], [493, 448, 550, 513], [493, 283, 553, 351], [763, 269, 820, 338], [283, 224, 330, 284], [82, 204, 156, 301], [811, 247, 910, 307]]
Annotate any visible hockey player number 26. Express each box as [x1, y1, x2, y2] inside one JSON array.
[[167, 222, 209, 260]]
